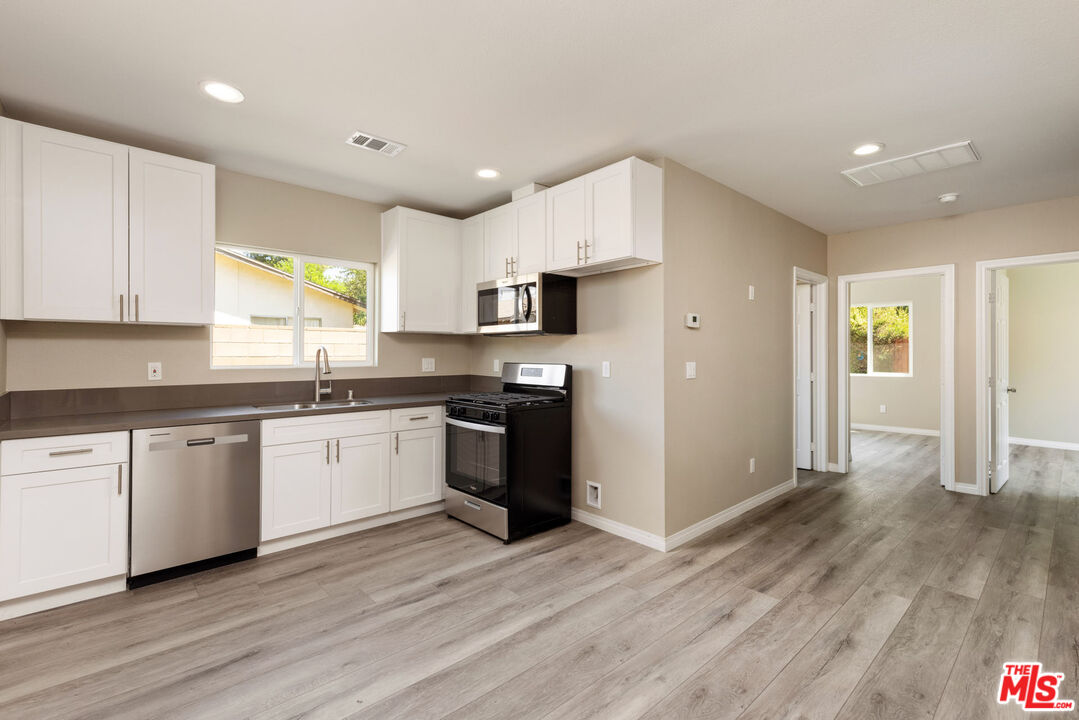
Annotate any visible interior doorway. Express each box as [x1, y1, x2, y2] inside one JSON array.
[[793, 267, 828, 480], [837, 264, 955, 489], [976, 251, 1079, 495]]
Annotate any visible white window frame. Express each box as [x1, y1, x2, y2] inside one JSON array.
[[212, 245, 377, 370], [849, 301, 914, 377]]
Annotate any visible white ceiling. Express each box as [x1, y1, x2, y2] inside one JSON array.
[[1, 0, 1077, 234]]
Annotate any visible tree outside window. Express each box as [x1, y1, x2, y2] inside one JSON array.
[[850, 303, 911, 376]]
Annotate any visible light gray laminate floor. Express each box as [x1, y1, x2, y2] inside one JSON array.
[[0, 431, 1075, 719]]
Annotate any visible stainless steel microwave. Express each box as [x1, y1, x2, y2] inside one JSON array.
[[477, 273, 577, 335]]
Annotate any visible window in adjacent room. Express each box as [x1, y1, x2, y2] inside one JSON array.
[[849, 303, 912, 376], [212, 246, 374, 368]]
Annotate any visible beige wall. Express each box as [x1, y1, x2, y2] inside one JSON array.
[[3, 169, 472, 390], [660, 160, 827, 536], [828, 194, 1079, 485], [850, 276, 940, 432], [1008, 262, 1079, 445], [468, 265, 667, 537]]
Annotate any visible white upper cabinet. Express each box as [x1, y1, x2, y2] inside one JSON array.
[[459, 215, 483, 333], [0, 118, 216, 324], [482, 191, 547, 281], [129, 149, 215, 324], [546, 157, 663, 276], [381, 206, 461, 333], [21, 124, 129, 322]]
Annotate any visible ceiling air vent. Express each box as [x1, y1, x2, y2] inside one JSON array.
[[842, 141, 980, 187], [346, 131, 406, 157]]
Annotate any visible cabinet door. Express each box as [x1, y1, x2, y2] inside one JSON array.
[[459, 215, 483, 333], [332, 434, 391, 524], [483, 204, 515, 281], [514, 192, 547, 276], [546, 177, 586, 271], [0, 464, 128, 600], [21, 124, 128, 322], [390, 427, 444, 511], [261, 440, 332, 541], [399, 211, 460, 332], [585, 161, 633, 264], [129, 149, 215, 324]]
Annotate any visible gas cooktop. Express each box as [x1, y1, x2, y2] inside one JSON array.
[[446, 391, 563, 408]]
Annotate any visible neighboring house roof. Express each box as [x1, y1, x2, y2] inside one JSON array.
[[216, 248, 366, 309]]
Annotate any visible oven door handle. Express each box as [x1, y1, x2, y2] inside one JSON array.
[[446, 418, 507, 435]]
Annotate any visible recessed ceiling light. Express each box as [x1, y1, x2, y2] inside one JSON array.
[[851, 142, 885, 156], [476, 168, 500, 179], [200, 81, 245, 104], [938, 192, 960, 204]]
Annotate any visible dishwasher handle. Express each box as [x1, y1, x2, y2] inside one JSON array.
[[186, 438, 216, 447]]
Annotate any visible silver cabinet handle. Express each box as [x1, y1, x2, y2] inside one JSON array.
[[325, 440, 330, 465], [401, 311, 406, 331], [394, 433, 399, 454], [577, 241, 583, 264], [49, 448, 93, 457], [117, 464, 122, 495], [135, 294, 140, 321], [409, 415, 430, 422], [464, 500, 482, 511], [584, 240, 592, 262], [120, 294, 125, 321], [511, 257, 517, 275], [336, 438, 340, 463]]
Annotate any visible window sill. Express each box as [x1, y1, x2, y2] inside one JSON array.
[[850, 372, 914, 378], [212, 362, 375, 371]]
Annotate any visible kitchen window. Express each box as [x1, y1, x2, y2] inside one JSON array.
[[849, 303, 912, 376], [213, 246, 374, 368]]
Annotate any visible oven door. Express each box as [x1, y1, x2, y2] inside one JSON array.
[[477, 275, 539, 334], [445, 417, 508, 506]]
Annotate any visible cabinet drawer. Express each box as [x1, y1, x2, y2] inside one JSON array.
[[390, 406, 443, 432], [262, 411, 390, 446], [1, 432, 130, 476]]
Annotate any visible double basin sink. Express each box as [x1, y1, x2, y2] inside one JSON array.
[[256, 399, 374, 412]]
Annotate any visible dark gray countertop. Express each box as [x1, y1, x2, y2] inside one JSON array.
[[0, 392, 453, 441]]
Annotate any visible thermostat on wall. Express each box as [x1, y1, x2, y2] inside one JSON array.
[[685, 312, 701, 329]]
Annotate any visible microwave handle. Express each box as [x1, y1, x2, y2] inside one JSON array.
[[520, 285, 534, 323]]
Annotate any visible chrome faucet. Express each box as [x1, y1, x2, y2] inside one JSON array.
[[314, 346, 332, 401]]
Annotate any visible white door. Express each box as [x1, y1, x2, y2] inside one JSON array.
[[129, 149, 215, 324], [483, 204, 515, 281], [546, 177, 586, 271], [390, 427, 444, 511], [21, 124, 128, 322], [261, 440, 333, 541], [459, 215, 483, 333], [513, 192, 547, 276], [796, 284, 813, 470], [400, 211, 460, 333], [585, 161, 632, 265], [992, 272, 1011, 492], [332, 434, 391, 524], [0, 464, 128, 600]]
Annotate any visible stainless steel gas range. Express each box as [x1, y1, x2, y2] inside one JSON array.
[[443, 363, 572, 542]]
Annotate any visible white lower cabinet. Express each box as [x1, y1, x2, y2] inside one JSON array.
[[260, 440, 333, 542], [391, 427, 444, 510], [0, 462, 128, 601], [333, 434, 391, 523]]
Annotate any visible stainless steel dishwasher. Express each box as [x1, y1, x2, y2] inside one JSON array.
[[131, 421, 260, 585]]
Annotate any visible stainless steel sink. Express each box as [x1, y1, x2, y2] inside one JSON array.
[[257, 399, 374, 411]]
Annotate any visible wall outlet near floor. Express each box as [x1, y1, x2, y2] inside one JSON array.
[[749, 457, 756, 474], [493, 358, 501, 373], [586, 481, 602, 509], [147, 362, 162, 382], [880, 404, 887, 414], [421, 357, 435, 373], [685, 361, 697, 379], [601, 361, 611, 378]]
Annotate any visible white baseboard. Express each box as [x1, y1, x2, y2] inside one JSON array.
[[953, 482, 984, 496], [662, 478, 797, 551], [573, 477, 797, 553], [828, 462, 844, 473], [571, 508, 666, 552], [258, 502, 444, 556], [852, 423, 940, 437], [0, 575, 127, 621], [1009, 436, 1079, 452]]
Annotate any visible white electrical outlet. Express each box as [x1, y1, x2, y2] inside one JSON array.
[[880, 404, 887, 414], [421, 357, 435, 373], [685, 312, 701, 329], [148, 362, 162, 381], [748, 285, 756, 301], [749, 457, 756, 473], [601, 361, 611, 378], [493, 358, 501, 373], [685, 361, 697, 379], [586, 481, 602, 509]]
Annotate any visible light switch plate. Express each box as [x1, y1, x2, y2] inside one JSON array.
[[685, 312, 701, 329], [685, 361, 697, 379], [880, 404, 887, 414], [421, 357, 435, 373], [148, 362, 162, 382], [749, 457, 756, 473], [748, 285, 756, 301], [493, 358, 501, 373], [601, 361, 611, 378]]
